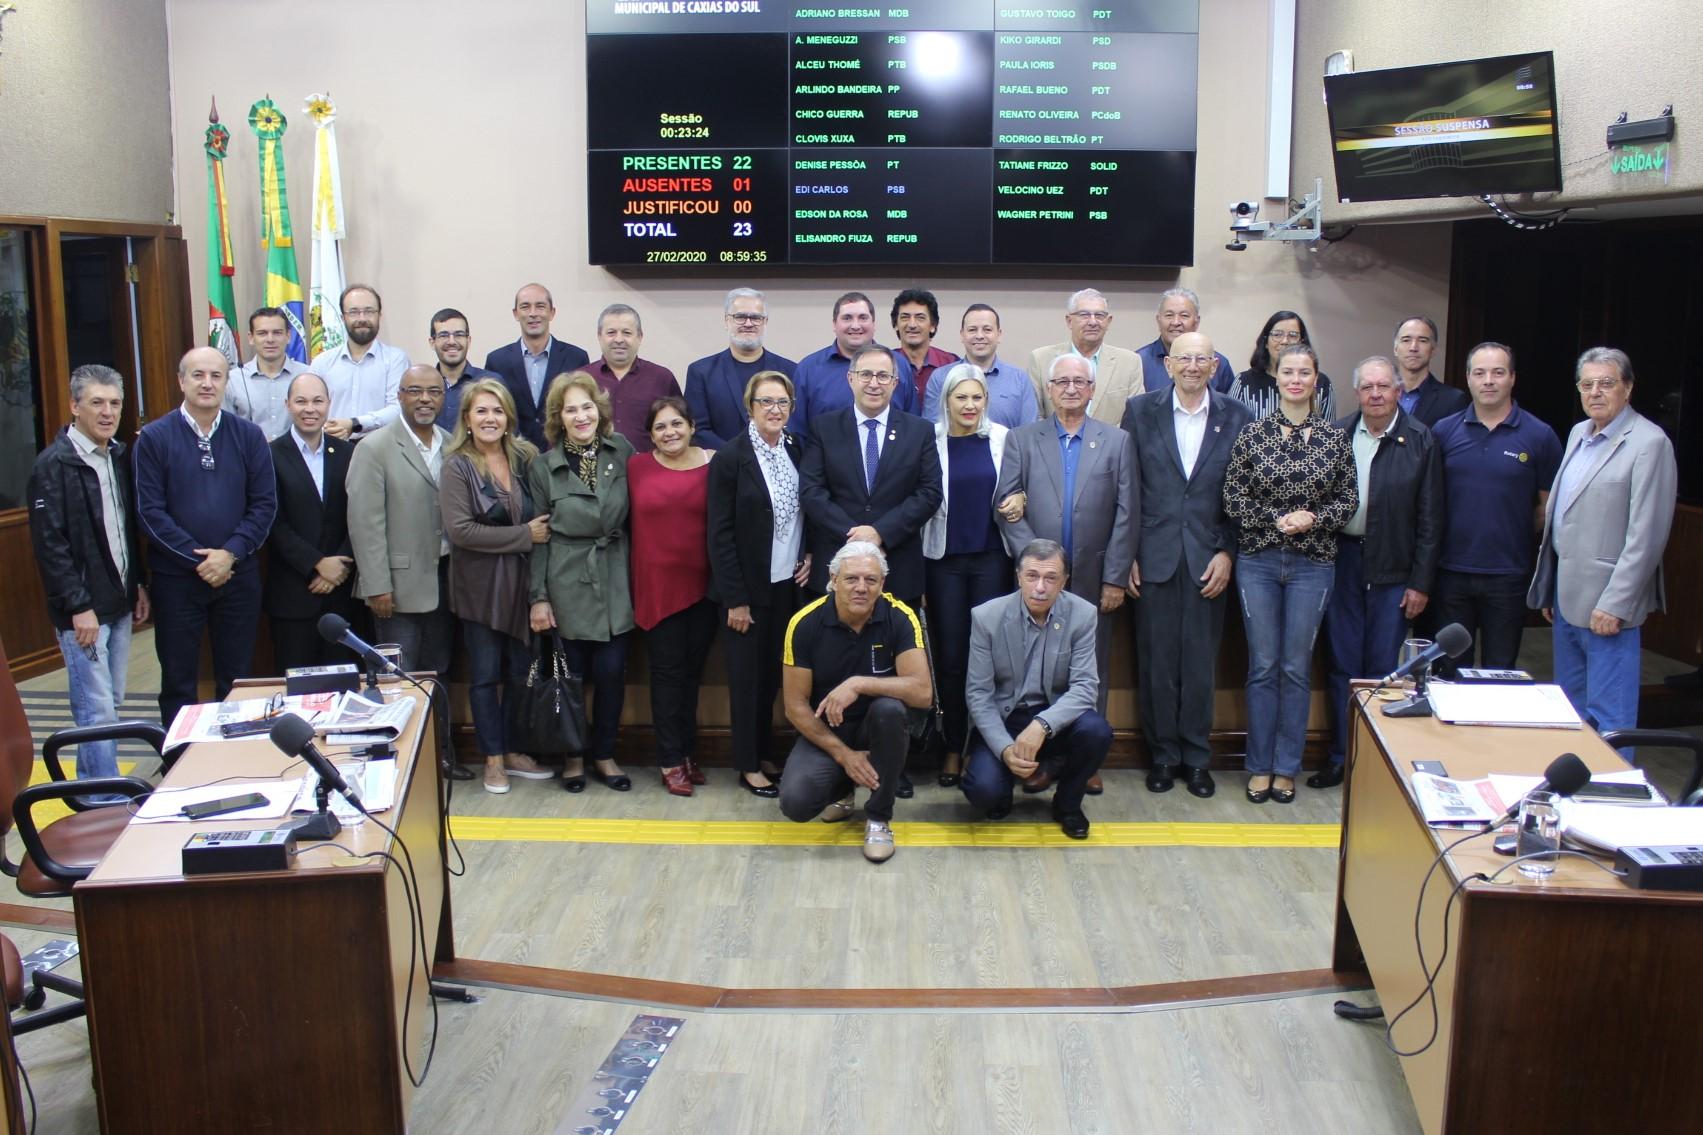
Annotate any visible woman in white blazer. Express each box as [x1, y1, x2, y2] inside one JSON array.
[[923, 364, 1011, 786]]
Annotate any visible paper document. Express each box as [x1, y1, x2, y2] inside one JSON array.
[[1560, 800, 1703, 853], [164, 693, 342, 748], [322, 693, 417, 744], [289, 757, 396, 818], [1428, 682, 1582, 728], [1410, 773, 1505, 826], [131, 781, 302, 824]]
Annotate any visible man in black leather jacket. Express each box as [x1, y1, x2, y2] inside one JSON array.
[[1313, 356, 1443, 788]]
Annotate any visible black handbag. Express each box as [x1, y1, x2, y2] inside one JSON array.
[[513, 633, 588, 755], [909, 606, 944, 745]]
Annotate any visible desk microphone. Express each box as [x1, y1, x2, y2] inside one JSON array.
[[268, 712, 363, 809], [1485, 751, 1591, 830], [1378, 623, 1472, 684], [318, 613, 400, 677]]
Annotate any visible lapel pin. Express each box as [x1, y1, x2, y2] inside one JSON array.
[[1213, 425, 1221, 433], [1396, 436, 1406, 444], [888, 430, 897, 442], [1053, 622, 1062, 631], [1088, 440, 1097, 449]]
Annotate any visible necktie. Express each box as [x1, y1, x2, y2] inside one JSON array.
[[864, 419, 880, 492]]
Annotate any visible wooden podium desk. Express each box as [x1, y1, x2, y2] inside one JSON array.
[[1334, 688, 1703, 1135], [72, 682, 454, 1134]]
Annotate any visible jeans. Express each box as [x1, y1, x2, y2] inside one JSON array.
[[55, 616, 133, 781], [1430, 569, 1530, 674], [960, 707, 1111, 816], [646, 601, 716, 767], [561, 633, 630, 760], [778, 697, 909, 823], [152, 568, 262, 729], [1238, 548, 1334, 778], [925, 546, 1013, 753], [1324, 538, 1410, 767], [462, 620, 529, 757], [1553, 610, 1641, 735]]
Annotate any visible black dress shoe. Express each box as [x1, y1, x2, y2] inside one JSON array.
[[441, 761, 475, 782], [739, 773, 779, 798], [1307, 764, 1345, 789], [593, 767, 632, 792], [1184, 768, 1216, 798], [1270, 781, 1296, 804], [562, 773, 587, 793], [1054, 808, 1090, 839], [986, 800, 1012, 821], [1246, 775, 1271, 804], [1145, 765, 1177, 793], [896, 772, 914, 799]]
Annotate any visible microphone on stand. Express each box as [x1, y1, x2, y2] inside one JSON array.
[[317, 612, 399, 692], [1381, 623, 1473, 719], [269, 712, 363, 840]]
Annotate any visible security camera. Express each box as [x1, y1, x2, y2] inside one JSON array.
[[1230, 200, 1261, 227]]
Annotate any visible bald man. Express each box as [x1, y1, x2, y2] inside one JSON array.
[[134, 346, 277, 727]]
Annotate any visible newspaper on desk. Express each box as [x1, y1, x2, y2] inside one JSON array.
[[1411, 768, 1661, 828], [163, 693, 342, 748], [321, 691, 416, 745]]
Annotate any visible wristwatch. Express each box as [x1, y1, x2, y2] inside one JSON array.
[[1035, 718, 1053, 738]]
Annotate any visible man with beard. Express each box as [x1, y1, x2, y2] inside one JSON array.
[[311, 283, 410, 440], [427, 307, 498, 432], [684, 287, 797, 449]]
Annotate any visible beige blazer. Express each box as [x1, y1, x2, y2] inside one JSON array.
[[1026, 342, 1144, 427], [346, 417, 449, 614]]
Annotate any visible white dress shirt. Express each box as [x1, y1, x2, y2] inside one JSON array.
[[292, 426, 326, 498], [310, 339, 409, 434], [1171, 388, 1209, 478]]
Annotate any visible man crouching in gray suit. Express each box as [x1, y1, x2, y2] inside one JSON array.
[[961, 539, 1111, 838]]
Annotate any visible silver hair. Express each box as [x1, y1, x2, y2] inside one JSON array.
[[70, 364, 124, 404], [596, 303, 642, 335], [1351, 356, 1397, 389], [1017, 538, 1069, 573], [1066, 287, 1107, 314], [1576, 346, 1634, 385], [1047, 353, 1092, 382], [829, 539, 888, 579], [935, 363, 991, 437], [1158, 287, 1200, 314], [723, 287, 764, 315]]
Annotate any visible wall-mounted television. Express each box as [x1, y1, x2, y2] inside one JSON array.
[[1324, 51, 1561, 204]]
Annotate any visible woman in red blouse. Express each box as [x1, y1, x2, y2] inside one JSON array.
[[629, 397, 715, 796]]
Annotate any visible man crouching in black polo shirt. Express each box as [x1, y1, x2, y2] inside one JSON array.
[[779, 539, 933, 863]]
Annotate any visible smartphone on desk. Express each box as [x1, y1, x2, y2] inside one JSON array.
[[180, 792, 267, 820]]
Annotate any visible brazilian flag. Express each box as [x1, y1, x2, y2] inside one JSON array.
[[248, 97, 307, 362]]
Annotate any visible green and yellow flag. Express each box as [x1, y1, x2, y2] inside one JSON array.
[[248, 96, 307, 361], [204, 99, 240, 366]]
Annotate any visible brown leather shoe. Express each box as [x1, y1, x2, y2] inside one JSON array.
[[661, 765, 694, 797], [683, 756, 707, 786], [1085, 774, 1104, 795], [1020, 769, 1054, 794]]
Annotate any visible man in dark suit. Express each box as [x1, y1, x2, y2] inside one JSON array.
[[1121, 332, 1251, 797], [799, 344, 942, 608], [483, 283, 590, 449], [686, 287, 797, 449], [1393, 316, 1469, 427], [264, 372, 360, 671]]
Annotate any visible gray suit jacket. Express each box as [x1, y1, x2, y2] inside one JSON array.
[[965, 590, 1100, 756], [346, 418, 449, 614], [1121, 389, 1252, 585], [994, 416, 1137, 602], [1527, 408, 1676, 627], [1026, 342, 1144, 427]]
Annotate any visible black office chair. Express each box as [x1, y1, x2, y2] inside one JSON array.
[[1599, 729, 1703, 806]]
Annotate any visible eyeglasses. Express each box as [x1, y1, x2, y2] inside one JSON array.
[[1049, 377, 1093, 389], [1169, 355, 1212, 366], [1267, 329, 1303, 343], [400, 386, 445, 399], [852, 369, 896, 384], [1576, 378, 1622, 393], [729, 313, 768, 325], [343, 307, 380, 319], [432, 330, 470, 342], [1068, 310, 1110, 322], [197, 436, 215, 471], [753, 396, 792, 409]]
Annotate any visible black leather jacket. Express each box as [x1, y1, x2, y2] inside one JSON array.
[[1335, 410, 1443, 593], [27, 429, 146, 630]]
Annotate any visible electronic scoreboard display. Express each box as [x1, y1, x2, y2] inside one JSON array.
[[585, 1, 1200, 267]]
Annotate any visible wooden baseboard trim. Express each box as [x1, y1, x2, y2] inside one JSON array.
[[432, 957, 1370, 1014], [0, 903, 76, 934]]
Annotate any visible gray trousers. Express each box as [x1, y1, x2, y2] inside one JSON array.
[[1135, 570, 1227, 770], [778, 697, 909, 823]]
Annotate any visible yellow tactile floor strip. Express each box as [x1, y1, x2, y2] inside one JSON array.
[[445, 816, 1342, 849]]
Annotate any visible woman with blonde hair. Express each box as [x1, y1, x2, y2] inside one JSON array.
[[528, 372, 637, 792]]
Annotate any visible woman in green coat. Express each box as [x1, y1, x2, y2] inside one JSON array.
[[528, 371, 636, 792]]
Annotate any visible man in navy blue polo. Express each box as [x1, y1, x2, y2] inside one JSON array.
[[1134, 288, 1236, 398], [1430, 342, 1561, 671], [790, 291, 914, 439], [684, 287, 797, 449]]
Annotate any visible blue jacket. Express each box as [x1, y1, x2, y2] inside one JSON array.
[[684, 347, 797, 449], [133, 410, 277, 576]]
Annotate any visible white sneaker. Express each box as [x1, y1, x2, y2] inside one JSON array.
[[862, 819, 895, 863]]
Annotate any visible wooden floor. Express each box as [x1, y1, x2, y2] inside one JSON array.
[[5, 627, 1692, 1133]]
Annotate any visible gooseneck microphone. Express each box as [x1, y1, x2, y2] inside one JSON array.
[[1485, 751, 1592, 829], [1379, 622, 1473, 685], [269, 712, 363, 809], [317, 612, 401, 677]]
